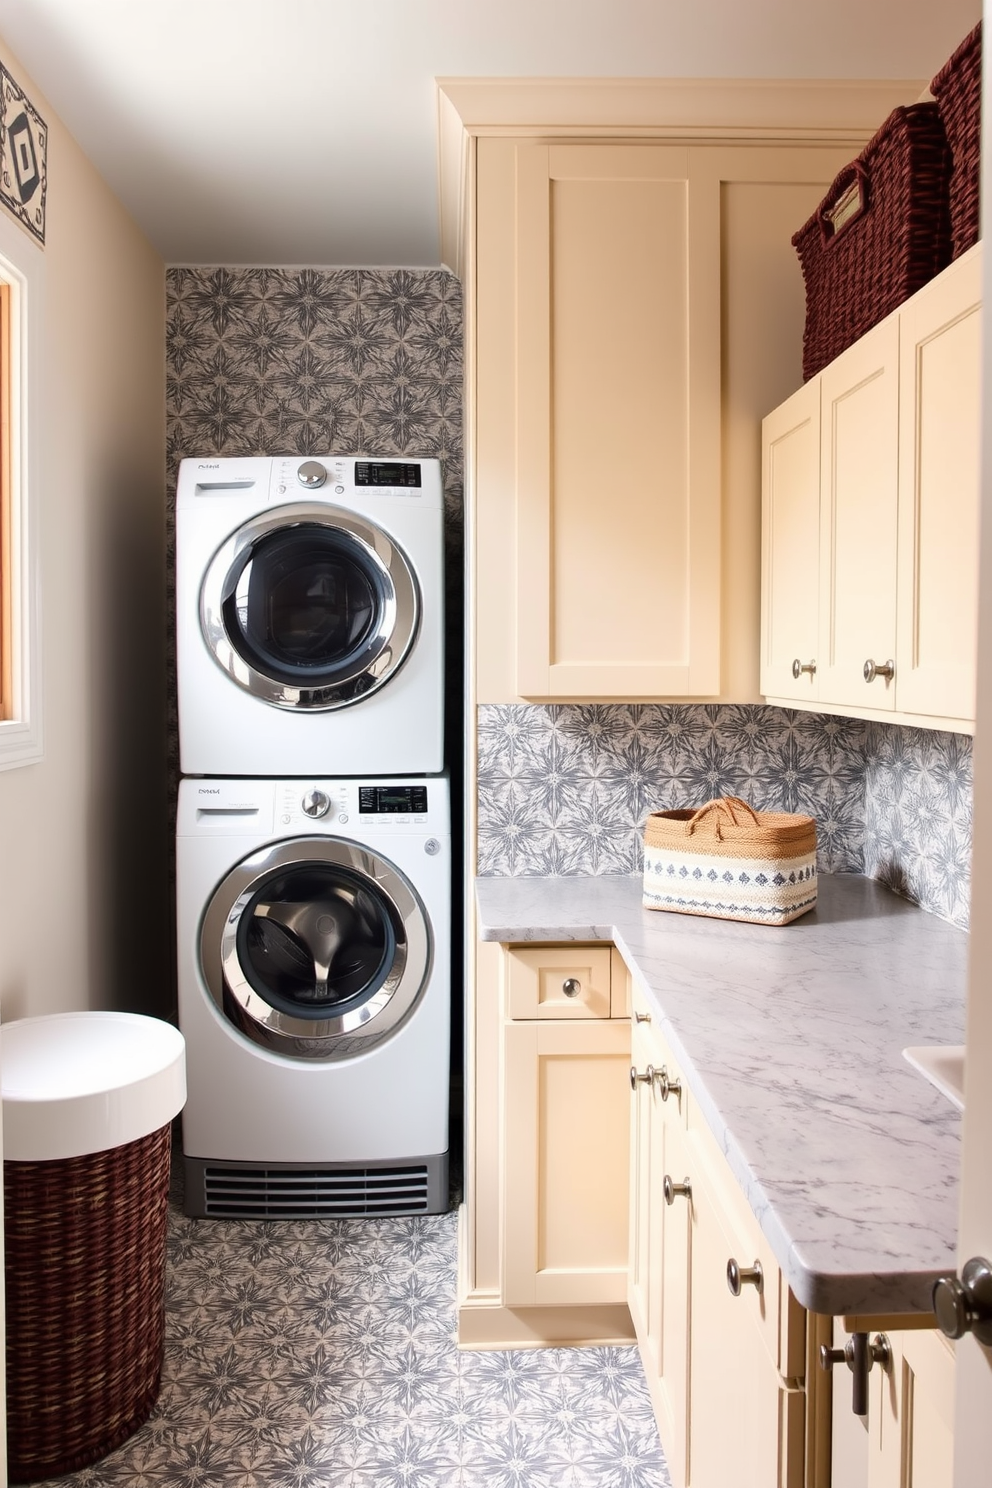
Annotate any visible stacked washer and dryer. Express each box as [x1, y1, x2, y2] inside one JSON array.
[[175, 454, 451, 1218]]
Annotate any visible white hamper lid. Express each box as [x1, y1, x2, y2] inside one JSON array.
[[0, 1012, 187, 1161]]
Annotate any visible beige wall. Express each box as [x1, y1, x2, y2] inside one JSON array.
[[0, 39, 168, 1022]]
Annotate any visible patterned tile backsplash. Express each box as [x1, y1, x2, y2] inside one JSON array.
[[477, 705, 973, 929]]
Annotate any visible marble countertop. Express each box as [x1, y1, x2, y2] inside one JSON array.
[[475, 872, 968, 1316]]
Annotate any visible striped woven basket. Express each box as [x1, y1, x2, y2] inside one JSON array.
[[643, 796, 817, 926]]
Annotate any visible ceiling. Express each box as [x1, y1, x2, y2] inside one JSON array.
[[0, 0, 980, 266]]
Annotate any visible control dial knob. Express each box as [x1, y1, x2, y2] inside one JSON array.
[[297, 460, 328, 489], [301, 789, 331, 819]]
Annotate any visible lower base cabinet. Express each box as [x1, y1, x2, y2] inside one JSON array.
[[500, 944, 632, 1309], [628, 984, 806, 1488], [465, 944, 956, 1484], [830, 1319, 955, 1488]]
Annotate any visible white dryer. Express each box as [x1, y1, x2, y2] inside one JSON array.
[[176, 454, 444, 777], [176, 774, 450, 1217]]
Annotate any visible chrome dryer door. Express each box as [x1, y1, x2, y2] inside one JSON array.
[[199, 502, 420, 710]]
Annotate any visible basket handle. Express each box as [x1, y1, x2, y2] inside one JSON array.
[[817, 160, 870, 246], [686, 796, 761, 839]]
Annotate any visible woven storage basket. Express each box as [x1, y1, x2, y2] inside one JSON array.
[[643, 796, 817, 926], [931, 20, 982, 260], [792, 103, 952, 381], [4, 1123, 172, 1483]]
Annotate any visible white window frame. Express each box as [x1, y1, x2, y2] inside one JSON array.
[[0, 208, 42, 770]]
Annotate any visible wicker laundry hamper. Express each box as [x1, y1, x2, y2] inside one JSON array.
[[643, 796, 817, 926], [0, 1012, 186, 1483]]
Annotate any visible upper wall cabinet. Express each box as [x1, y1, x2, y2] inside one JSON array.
[[438, 78, 926, 707], [482, 139, 721, 699], [761, 245, 981, 732], [473, 136, 870, 703]]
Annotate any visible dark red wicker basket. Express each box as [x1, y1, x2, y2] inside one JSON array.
[[792, 103, 952, 381], [931, 20, 982, 260], [4, 1124, 172, 1483]]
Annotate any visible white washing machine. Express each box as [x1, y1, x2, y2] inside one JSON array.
[[176, 774, 450, 1217], [176, 454, 445, 777]]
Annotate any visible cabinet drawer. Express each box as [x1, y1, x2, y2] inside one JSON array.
[[506, 944, 613, 1018], [687, 1102, 805, 1381]]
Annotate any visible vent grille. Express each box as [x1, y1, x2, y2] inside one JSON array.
[[200, 1164, 431, 1218]]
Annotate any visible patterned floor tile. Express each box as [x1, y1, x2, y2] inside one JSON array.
[[31, 1169, 668, 1488]]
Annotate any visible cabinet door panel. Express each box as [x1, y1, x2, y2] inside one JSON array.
[[818, 320, 899, 710], [629, 1015, 690, 1487], [896, 248, 981, 723], [761, 379, 821, 701], [513, 143, 721, 697], [503, 1019, 630, 1306], [867, 1327, 955, 1488], [688, 1159, 804, 1488]]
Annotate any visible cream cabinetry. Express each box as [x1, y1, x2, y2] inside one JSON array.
[[628, 986, 807, 1488], [828, 1320, 955, 1487], [761, 245, 982, 730], [473, 131, 858, 704], [628, 1009, 691, 1483], [501, 944, 631, 1307], [479, 137, 719, 700], [459, 940, 634, 1346]]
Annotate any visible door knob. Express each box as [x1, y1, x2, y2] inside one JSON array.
[[819, 1332, 890, 1416], [663, 1175, 691, 1205], [792, 658, 816, 679], [658, 1065, 681, 1102], [630, 1064, 655, 1090], [726, 1258, 763, 1296], [863, 657, 895, 683], [933, 1256, 992, 1344]]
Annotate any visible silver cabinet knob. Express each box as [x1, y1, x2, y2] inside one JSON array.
[[297, 459, 328, 489], [933, 1256, 992, 1344], [634, 1010, 651, 1024], [301, 789, 331, 818], [630, 1064, 655, 1090], [727, 1258, 764, 1296], [792, 658, 816, 679], [658, 1065, 681, 1103], [863, 657, 895, 683], [562, 977, 581, 998], [663, 1175, 691, 1205], [819, 1332, 890, 1417]]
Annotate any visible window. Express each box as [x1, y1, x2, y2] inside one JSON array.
[[0, 211, 42, 770]]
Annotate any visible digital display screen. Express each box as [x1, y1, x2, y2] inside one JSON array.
[[359, 785, 429, 814], [355, 462, 422, 489]]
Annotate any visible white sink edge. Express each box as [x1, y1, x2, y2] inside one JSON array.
[[903, 1045, 965, 1112]]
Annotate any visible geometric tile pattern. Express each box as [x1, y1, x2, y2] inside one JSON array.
[[42, 1170, 670, 1488], [863, 720, 973, 928], [478, 703, 973, 929]]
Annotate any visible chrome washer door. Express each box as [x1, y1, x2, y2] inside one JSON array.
[[200, 502, 420, 710], [200, 838, 432, 1061]]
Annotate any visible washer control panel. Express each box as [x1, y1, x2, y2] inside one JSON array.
[[269, 455, 427, 501], [275, 781, 436, 831]]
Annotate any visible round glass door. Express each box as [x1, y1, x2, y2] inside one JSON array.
[[200, 503, 420, 710], [200, 839, 432, 1061]]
